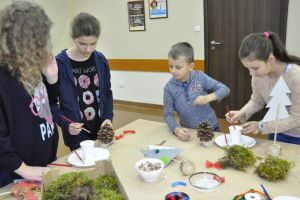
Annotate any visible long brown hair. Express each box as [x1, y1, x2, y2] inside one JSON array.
[[239, 32, 300, 65], [0, 1, 52, 94]]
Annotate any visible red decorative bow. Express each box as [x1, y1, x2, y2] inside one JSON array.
[[205, 160, 223, 170]]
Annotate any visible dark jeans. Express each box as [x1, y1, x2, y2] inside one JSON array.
[[269, 133, 300, 145], [0, 171, 22, 187], [0, 172, 13, 187], [213, 126, 221, 132]]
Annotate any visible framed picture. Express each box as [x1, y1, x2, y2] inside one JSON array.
[[149, 0, 168, 19], [128, 1, 146, 31]]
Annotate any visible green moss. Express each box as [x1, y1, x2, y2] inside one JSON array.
[[94, 174, 119, 192], [219, 145, 256, 171], [256, 155, 293, 182], [94, 174, 124, 200], [43, 172, 124, 200], [95, 189, 124, 200], [43, 172, 95, 200]]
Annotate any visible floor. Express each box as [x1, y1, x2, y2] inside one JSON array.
[[56, 101, 266, 157]]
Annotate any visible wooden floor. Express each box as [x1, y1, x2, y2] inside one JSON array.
[[56, 100, 267, 157]]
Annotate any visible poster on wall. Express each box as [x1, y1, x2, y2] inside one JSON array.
[[149, 0, 168, 19], [128, 1, 146, 31]]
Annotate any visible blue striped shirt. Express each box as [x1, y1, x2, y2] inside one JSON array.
[[163, 70, 230, 131]]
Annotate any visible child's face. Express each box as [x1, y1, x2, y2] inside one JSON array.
[[168, 56, 194, 82], [74, 35, 98, 58], [241, 57, 273, 77]]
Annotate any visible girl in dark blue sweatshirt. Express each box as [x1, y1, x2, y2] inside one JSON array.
[[52, 13, 113, 150]]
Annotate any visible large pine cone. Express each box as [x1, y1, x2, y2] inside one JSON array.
[[197, 121, 214, 142], [97, 124, 114, 144]]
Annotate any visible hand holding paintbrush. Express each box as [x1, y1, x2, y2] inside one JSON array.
[[225, 107, 247, 126], [61, 115, 90, 134]]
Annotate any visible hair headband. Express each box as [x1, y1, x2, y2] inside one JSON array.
[[262, 32, 269, 39]]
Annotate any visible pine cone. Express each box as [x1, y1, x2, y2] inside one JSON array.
[[197, 121, 214, 142], [97, 124, 114, 144]]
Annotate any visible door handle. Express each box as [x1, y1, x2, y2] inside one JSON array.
[[210, 41, 222, 45]]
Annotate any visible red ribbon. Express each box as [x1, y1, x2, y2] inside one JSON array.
[[114, 130, 136, 140], [123, 130, 136, 134], [205, 160, 223, 170]]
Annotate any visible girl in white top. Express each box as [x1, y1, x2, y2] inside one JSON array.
[[226, 32, 300, 144]]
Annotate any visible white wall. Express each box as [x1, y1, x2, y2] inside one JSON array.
[[286, 0, 300, 57], [70, 0, 204, 105], [70, 0, 204, 59], [111, 71, 172, 104], [1, 0, 299, 105]]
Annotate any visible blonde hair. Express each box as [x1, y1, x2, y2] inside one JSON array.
[[0, 1, 52, 94]]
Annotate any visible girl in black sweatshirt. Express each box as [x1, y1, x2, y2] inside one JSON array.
[[0, 1, 59, 187]]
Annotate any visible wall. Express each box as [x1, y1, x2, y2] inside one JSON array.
[[286, 0, 300, 57], [0, 0, 73, 53], [70, 0, 204, 105], [1, 0, 299, 105]]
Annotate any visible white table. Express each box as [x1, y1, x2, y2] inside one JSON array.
[[1, 119, 300, 199], [108, 119, 300, 199]]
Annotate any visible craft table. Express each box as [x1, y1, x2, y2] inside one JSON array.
[[1, 119, 300, 199], [108, 119, 300, 199]]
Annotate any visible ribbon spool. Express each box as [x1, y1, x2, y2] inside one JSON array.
[[245, 193, 262, 200], [160, 156, 195, 176], [179, 160, 196, 176]]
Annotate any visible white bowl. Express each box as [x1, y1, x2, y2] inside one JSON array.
[[135, 158, 164, 182]]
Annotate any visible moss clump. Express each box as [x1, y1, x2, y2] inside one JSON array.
[[256, 156, 293, 182], [96, 189, 124, 200], [43, 172, 95, 200], [43, 172, 124, 200], [94, 174, 119, 192], [219, 145, 256, 171], [94, 174, 124, 200]]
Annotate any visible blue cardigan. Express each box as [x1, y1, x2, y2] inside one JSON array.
[[51, 50, 113, 148]]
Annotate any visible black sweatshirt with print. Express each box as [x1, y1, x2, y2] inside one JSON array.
[[0, 64, 58, 175]]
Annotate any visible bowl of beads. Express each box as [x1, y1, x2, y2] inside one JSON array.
[[135, 158, 164, 182], [189, 172, 223, 192]]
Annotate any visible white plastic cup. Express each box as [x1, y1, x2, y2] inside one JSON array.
[[80, 140, 95, 165], [229, 125, 243, 145]]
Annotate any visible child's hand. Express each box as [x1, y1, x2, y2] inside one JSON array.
[[174, 127, 191, 141], [101, 119, 113, 128], [193, 93, 217, 105], [69, 122, 84, 135], [241, 121, 260, 134], [42, 54, 58, 84], [14, 162, 49, 182], [225, 110, 246, 124]]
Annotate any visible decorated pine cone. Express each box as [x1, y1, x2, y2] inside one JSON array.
[[97, 124, 114, 144], [197, 121, 214, 142]]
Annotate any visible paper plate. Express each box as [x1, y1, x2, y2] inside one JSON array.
[[215, 134, 256, 148], [274, 196, 300, 200], [141, 148, 183, 167], [67, 147, 110, 167], [148, 145, 175, 150]]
